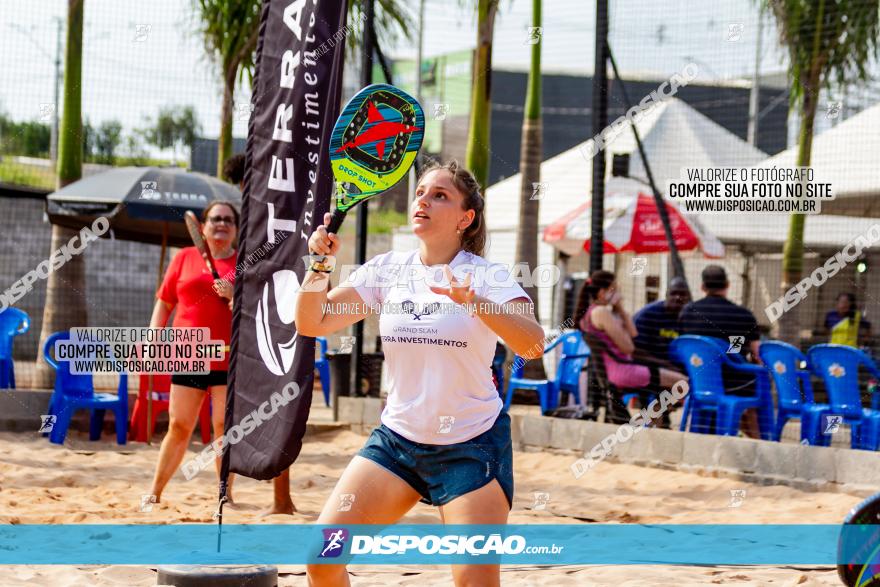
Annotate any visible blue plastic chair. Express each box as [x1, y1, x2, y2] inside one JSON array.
[[670, 335, 774, 439], [807, 344, 880, 451], [759, 341, 829, 445], [43, 332, 128, 445], [504, 331, 590, 413], [0, 308, 30, 389], [315, 337, 330, 406]]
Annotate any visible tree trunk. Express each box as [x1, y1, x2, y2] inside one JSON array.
[[464, 0, 496, 191], [217, 69, 236, 176], [777, 0, 825, 344], [517, 118, 542, 317], [515, 0, 545, 383], [35, 0, 88, 388]]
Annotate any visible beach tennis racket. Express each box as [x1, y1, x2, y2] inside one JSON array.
[[184, 210, 220, 280], [324, 83, 424, 235], [838, 492, 880, 586]]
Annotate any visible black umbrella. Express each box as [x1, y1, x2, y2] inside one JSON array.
[[46, 166, 241, 247], [46, 166, 241, 443]]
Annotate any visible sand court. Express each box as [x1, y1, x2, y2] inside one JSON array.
[[0, 426, 869, 585]]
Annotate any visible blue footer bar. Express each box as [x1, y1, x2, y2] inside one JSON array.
[[1, 524, 879, 565]]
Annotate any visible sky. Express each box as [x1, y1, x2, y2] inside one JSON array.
[[0, 0, 874, 157]]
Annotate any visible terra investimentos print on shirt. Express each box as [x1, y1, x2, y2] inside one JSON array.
[[345, 249, 530, 446]]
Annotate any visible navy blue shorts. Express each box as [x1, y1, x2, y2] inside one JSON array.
[[358, 411, 514, 509]]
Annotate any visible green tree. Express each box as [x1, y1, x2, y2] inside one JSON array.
[[94, 119, 123, 164], [193, 0, 260, 175], [0, 111, 51, 157], [82, 119, 95, 161], [149, 106, 178, 152], [36, 0, 88, 387], [347, 0, 414, 57], [174, 106, 200, 156], [464, 0, 499, 190], [123, 129, 150, 165], [144, 105, 201, 164], [762, 0, 880, 342], [19, 121, 51, 157]]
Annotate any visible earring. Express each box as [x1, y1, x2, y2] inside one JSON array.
[[456, 228, 462, 235]]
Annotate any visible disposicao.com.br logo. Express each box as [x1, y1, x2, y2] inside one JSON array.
[[333, 532, 562, 557]]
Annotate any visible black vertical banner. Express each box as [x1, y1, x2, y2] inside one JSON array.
[[224, 0, 347, 481]]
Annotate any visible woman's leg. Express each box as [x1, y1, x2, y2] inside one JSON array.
[[658, 368, 686, 390], [307, 456, 422, 587], [260, 469, 296, 516], [653, 368, 688, 427], [439, 480, 510, 587], [208, 384, 234, 502], [149, 385, 205, 501]]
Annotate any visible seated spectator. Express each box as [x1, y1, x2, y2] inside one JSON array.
[[825, 292, 872, 348], [633, 277, 691, 365], [678, 265, 761, 438], [575, 270, 687, 424]]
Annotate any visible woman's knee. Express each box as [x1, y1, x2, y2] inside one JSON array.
[[167, 417, 196, 439]]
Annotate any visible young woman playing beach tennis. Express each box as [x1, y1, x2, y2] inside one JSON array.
[[297, 161, 545, 587]]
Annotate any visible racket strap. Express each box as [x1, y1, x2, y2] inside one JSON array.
[[308, 255, 336, 273]]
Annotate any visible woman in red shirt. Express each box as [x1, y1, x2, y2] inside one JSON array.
[[148, 200, 239, 503]]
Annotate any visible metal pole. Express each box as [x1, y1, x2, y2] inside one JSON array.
[[747, 12, 763, 146], [147, 224, 169, 444], [415, 0, 424, 106], [606, 46, 689, 290], [588, 0, 608, 273], [407, 0, 425, 208], [350, 0, 374, 398], [51, 17, 62, 164]]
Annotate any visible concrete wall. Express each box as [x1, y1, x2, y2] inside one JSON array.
[[336, 396, 880, 492], [1, 195, 160, 361]]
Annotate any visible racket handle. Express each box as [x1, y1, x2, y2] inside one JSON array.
[[326, 209, 347, 234], [311, 210, 346, 265]]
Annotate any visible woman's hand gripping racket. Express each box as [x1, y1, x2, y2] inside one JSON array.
[[184, 210, 221, 280], [320, 83, 424, 241]]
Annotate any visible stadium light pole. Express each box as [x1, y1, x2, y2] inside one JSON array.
[[350, 0, 375, 400], [589, 0, 608, 273]]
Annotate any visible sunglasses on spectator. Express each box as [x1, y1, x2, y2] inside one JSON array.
[[207, 215, 236, 225]]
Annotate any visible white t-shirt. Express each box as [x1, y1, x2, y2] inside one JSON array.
[[342, 249, 530, 444]]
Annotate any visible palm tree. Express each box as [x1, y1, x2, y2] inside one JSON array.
[[465, 0, 499, 190], [193, 0, 261, 176], [195, 0, 411, 177], [515, 0, 542, 319], [348, 0, 414, 56], [515, 0, 547, 382], [35, 0, 88, 387], [762, 0, 879, 342]]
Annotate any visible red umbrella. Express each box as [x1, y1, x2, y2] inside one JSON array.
[[542, 177, 724, 258]]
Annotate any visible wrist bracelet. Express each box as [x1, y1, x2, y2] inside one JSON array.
[[308, 256, 336, 274]]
